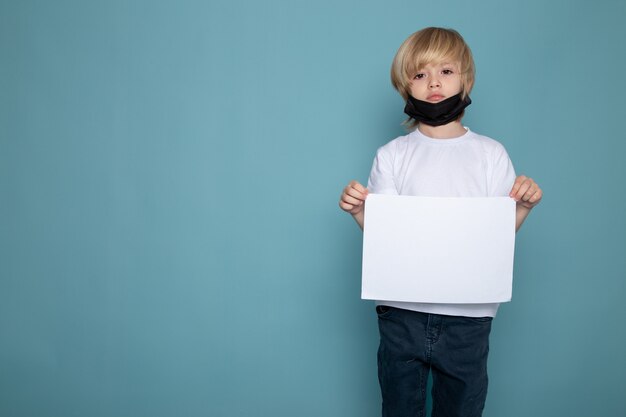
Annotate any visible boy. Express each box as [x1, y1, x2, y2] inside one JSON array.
[[339, 28, 542, 417]]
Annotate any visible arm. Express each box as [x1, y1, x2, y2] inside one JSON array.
[[509, 175, 543, 232], [339, 180, 368, 230]]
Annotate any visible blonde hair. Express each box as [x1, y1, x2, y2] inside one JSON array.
[[391, 27, 475, 103]]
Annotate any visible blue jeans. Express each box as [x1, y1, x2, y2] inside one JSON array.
[[376, 306, 492, 417]]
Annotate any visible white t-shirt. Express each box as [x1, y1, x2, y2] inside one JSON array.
[[367, 127, 516, 317]]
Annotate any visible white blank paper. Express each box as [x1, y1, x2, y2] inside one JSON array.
[[362, 194, 516, 304]]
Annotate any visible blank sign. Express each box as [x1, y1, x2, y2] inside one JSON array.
[[362, 194, 516, 304]]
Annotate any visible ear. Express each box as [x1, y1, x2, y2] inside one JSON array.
[[463, 72, 475, 96]]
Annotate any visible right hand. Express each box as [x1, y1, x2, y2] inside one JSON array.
[[339, 180, 369, 215]]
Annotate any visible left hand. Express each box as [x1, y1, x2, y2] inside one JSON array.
[[510, 175, 542, 209]]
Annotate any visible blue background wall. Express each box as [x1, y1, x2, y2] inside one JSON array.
[[2, 0, 625, 416]]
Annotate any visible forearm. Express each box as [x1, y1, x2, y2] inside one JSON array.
[[510, 175, 542, 232], [339, 181, 368, 230], [352, 210, 365, 230], [515, 204, 531, 232]]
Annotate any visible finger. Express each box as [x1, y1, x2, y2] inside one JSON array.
[[349, 180, 368, 195], [527, 188, 543, 204], [513, 182, 531, 200], [509, 175, 527, 197], [338, 200, 355, 211], [345, 186, 367, 201], [518, 186, 543, 208], [531, 188, 543, 203], [513, 177, 534, 200], [520, 183, 537, 201], [341, 194, 364, 207]]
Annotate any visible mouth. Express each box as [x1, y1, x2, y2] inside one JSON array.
[[427, 94, 445, 102]]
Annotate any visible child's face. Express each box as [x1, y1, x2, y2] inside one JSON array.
[[408, 62, 462, 102]]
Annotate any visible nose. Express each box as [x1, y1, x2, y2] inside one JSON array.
[[429, 76, 441, 89]]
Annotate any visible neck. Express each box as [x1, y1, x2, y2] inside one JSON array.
[[417, 120, 466, 139]]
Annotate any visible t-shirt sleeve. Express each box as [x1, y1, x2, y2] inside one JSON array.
[[489, 144, 516, 197], [367, 144, 399, 195]]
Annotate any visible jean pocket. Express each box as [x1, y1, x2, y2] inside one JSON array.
[[376, 305, 394, 318], [466, 316, 493, 323]]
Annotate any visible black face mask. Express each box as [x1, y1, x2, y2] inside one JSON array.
[[404, 93, 472, 126]]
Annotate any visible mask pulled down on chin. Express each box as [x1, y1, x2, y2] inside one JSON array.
[[404, 93, 472, 127]]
